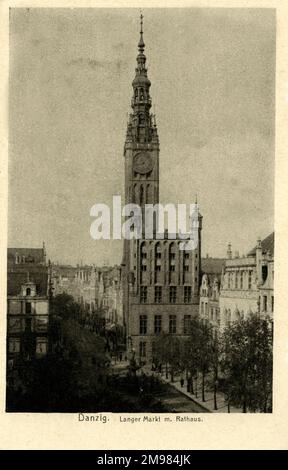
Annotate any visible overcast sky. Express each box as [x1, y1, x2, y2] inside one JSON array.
[[9, 7, 275, 265]]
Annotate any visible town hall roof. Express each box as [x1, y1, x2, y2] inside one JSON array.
[[247, 232, 274, 257]]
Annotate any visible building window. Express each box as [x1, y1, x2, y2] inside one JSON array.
[[183, 315, 191, 334], [25, 302, 31, 314], [235, 272, 238, 289], [140, 286, 147, 304], [169, 286, 177, 303], [26, 288, 31, 296], [240, 271, 243, 289], [227, 273, 231, 289], [170, 253, 175, 260], [141, 265, 147, 272], [36, 338, 48, 356], [156, 265, 161, 271], [141, 252, 147, 259], [139, 315, 147, 335], [184, 265, 189, 272], [155, 286, 162, 303], [271, 296, 274, 312], [184, 253, 189, 259], [226, 309, 231, 326], [9, 338, 21, 354], [156, 252, 161, 259], [154, 315, 162, 334], [184, 286, 192, 303], [169, 315, 177, 334], [262, 265, 268, 282], [139, 341, 146, 358], [248, 271, 252, 290], [263, 295, 267, 312], [169, 265, 175, 272], [201, 301, 204, 316]]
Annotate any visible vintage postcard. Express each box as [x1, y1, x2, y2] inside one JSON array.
[[0, 0, 288, 450]]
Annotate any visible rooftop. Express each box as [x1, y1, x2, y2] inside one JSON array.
[[247, 232, 274, 257]]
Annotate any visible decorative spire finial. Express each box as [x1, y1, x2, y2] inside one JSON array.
[[138, 11, 145, 52]]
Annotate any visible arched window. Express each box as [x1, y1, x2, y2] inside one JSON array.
[[146, 184, 150, 204], [26, 288, 31, 296], [140, 242, 147, 272], [139, 185, 144, 205], [140, 88, 144, 101], [169, 242, 176, 272], [155, 242, 162, 272]]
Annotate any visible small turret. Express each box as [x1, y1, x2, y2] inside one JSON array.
[[227, 243, 232, 259]]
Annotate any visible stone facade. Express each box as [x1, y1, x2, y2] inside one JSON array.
[[219, 233, 274, 329]]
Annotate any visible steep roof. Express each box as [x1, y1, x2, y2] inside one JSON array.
[[201, 258, 226, 279], [247, 232, 274, 256]]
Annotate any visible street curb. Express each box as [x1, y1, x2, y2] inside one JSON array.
[[157, 375, 212, 413]]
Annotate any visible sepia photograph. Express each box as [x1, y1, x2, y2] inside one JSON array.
[[6, 5, 275, 416]]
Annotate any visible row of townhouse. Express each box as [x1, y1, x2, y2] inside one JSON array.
[[51, 263, 123, 327]]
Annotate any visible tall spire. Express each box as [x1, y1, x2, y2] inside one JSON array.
[[138, 12, 145, 52], [125, 12, 158, 146]]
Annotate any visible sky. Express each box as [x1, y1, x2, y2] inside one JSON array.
[[8, 7, 275, 265]]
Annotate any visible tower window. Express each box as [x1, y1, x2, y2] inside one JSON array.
[[25, 302, 31, 314], [139, 341, 146, 358], [155, 286, 162, 303], [169, 315, 177, 334], [184, 286, 192, 303], [26, 288, 31, 296], [139, 315, 147, 335], [183, 315, 192, 334], [140, 286, 147, 303], [169, 286, 177, 304], [154, 315, 162, 334]]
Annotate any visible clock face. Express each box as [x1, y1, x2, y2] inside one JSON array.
[[133, 152, 153, 175]]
